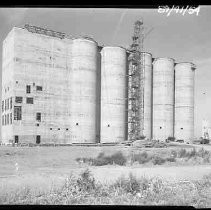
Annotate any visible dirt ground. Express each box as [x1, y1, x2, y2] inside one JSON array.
[[0, 144, 211, 194]]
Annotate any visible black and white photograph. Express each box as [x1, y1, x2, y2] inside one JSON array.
[[0, 6, 211, 206]]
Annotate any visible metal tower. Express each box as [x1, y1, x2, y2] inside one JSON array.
[[128, 20, 144, 141]]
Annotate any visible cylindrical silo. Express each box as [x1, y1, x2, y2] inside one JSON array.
[[153, 57, 174, 141], [69, 37, 98, 143], [140, 52, 152, 140], [174, 62, 196, 143], [100, 46, 127, 143]]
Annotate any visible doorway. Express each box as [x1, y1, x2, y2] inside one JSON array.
[[36, 135, 41, 144]]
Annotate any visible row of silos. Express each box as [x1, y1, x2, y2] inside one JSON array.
[[152, 59, 196, 142], [68, 37, 128, 143], [68, 36, 195, 143]]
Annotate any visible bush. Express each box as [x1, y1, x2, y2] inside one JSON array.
[[76, 152, 127, 166], [151, 156, 166, 165], [131, 152, 149, 164]]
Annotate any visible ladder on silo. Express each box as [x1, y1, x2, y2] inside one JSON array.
[[128, 20, 144, 141]]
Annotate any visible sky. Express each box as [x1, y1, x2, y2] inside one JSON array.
[[0, 6, 210, 138]]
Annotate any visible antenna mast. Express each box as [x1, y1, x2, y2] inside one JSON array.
[[128, 19, 144, 141]]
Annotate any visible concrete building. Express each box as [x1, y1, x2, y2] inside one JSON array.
[[1, 26, 100, 144]]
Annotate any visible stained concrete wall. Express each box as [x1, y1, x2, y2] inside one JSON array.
[[1, 27, 99, 144]]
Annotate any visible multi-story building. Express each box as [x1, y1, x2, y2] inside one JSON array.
[[1, 25, 100, 144]]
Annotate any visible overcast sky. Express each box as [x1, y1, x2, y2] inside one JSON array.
[[0, 7, 210, 138]]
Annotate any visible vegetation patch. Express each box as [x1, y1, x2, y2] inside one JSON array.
[[1, 169, 211, 206]]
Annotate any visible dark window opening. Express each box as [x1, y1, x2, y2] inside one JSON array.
[[50, 128, 52, 130], [16, 81, 18, 84], [4, 99, 6, 110], [36, 135, 41, 144], [36, 123, 39, 126], [2, 115, 4, 126], [36, 113, 41, 122], [2, 101, 4, 112], [160, 127, 162, 129], [4, 114, 6, 125], [181, 128, 183, 130], [15, 96, 23, 103], [10, 97, 12, 109], [26, 97, 33, 104], [26, 85, 31, 94], [58, 128, 60, 130], [76, 123, 79, 126], [108, 124, 110, 127], [33, 83, 35, 86], [15, 135, 19, 144], [66, 128, 69, 131], [14, 106, 22, 120], [36, 86, 43, 91]]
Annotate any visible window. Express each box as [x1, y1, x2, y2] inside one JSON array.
[[15, 97, 23, 103], [2, 115, 4, 126], [50, 128, 52, 130], [36, 113, 41, 122], [66, 128, 69, 131], [181, 128, 183, 130], [10, 97, 12, 109], [15, 136, 19, 143], [10, 113, 12, 124], [14, 106, 22, 120], [76, 123, 79, 126], [107, 124, 110, 127], [36, 135, 41, 144], [4, 114, 6, 125], [7, 114, 9, 125], [26, 97, 33, 104], [58, 128, 60, 130], [2, 101, 4, 112], [4, 99, 6, 110], [16, 81, 18, 84], [36, 123, 39, 127], [36, 86, 42, 91], [160, 127, 162, 129], [26, 85, 31, 94]]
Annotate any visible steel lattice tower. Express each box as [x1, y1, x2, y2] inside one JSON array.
[[128, 20, 144, 141]]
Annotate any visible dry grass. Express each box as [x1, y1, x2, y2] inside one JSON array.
[[1, 169, 211, 206]]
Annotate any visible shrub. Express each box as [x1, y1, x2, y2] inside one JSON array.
[[112, 173, 141, 195], [76, 152, 127, 166], [166, 157, 176, 162], [76, 169, 96, 192], [151, 156, 166, 165], [131, 152, 149, 164]]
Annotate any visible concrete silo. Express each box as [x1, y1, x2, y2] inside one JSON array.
[[153, 57, 174, 141], [174, 62, 196, 143], [140, 52, 153, 140], [69, 37, 98, 143], [100, 46, 127, 143]]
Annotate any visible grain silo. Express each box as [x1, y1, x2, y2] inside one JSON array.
[[69, 37, 98, 143], [153, 57, 174, 141], [140, 52, 153, 140], [100, 46, 127, 143], [174, 62, 196, 143]]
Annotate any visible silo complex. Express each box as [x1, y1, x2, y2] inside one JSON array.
[[140, 52, 152, 140], [100, 47, 127, 143], [69, 38, 98, 143], [153, 58, 174, 141], [174, 62, 196, 143]]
